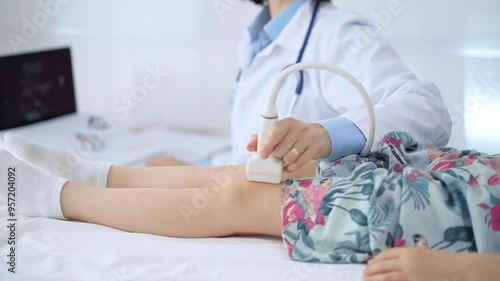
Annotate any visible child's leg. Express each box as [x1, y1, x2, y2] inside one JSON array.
[[106, 165, 246, 189], [1, 148, 283, 237], [105, 161, 317, 189], [364, 247, 500, 281], [5, 133, 317, 189], [61, 168, 283, 238]]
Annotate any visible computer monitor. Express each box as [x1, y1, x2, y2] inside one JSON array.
[[0, 47, 77, 130]]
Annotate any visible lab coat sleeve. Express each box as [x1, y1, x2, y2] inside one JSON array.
[[319, 19, 452, 150], [318, 117, 366, 161]]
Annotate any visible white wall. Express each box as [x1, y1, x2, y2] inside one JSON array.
[[0, 0, 259, 136], [335, 0, 500, 153], [0, 0, 499, 153]]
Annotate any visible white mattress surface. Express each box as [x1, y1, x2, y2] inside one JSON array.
[[0, 217, 365, 281]]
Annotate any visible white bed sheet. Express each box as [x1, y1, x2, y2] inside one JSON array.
[[1, 216, 365, 281]]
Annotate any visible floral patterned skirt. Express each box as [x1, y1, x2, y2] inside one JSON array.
[[281, 131, 500, 263]]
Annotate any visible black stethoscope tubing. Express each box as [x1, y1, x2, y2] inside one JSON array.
[[236, 0, 321, 98]]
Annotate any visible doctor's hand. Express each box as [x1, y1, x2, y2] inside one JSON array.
[[246, 118, 331, 173]]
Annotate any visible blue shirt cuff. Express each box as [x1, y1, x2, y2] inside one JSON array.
[[318, 117, 366, 162]]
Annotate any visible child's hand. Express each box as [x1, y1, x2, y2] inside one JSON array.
[[247, 118, 331, 173]]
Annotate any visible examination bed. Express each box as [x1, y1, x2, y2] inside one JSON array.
[[0, 216, 365, 280]]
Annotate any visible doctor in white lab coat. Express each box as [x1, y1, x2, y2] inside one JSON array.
[[149, 0, 452, 172]]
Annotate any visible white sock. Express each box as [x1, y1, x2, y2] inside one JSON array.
[[4, 133, 111, 188], [1, 149, 68, 219]]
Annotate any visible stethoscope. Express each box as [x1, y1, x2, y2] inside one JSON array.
[[236, 0, 321, 116]]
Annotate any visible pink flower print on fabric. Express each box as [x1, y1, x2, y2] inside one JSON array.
[[302, 183, 329, 216], [299, 180, 313, 187], [490, 203, 500, 232], [467, 175, 480, 188], [382, 134, 403, 147], [427, 148, 443, 162], [484, 158, 500, 173], [488, 175, 500, 186], [432, 160, 456, 171], [462, 154, 479, 167], [441, 151, 462, 161], [315, 213, 326, 226], [478, 202, 500, 232], [282, 201, 305, 231], [393, 238, 406, 248]]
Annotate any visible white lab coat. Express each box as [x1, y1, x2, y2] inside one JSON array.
[[228, 2, 452, 165]]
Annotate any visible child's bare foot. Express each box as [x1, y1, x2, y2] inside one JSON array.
[[364, 247, 500, 281]]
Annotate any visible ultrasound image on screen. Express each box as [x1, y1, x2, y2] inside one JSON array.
[[0, 48, 77, 130]]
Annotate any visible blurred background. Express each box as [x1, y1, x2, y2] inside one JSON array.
[[0, 0, 499, 153]]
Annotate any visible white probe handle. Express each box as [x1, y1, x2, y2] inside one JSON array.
[[247, 62, 376, 184], [264, 62, 376, 156], [257, 118, 276, 154], [244, 117, 283, 184]]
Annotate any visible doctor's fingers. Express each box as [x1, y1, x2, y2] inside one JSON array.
[[285, 146, 316, 173], [246, 135, 258, 152], [271, 129, 300, 159], [260, 119, 295, 158], [281, 138, 306, 166], [281, 132, 321, 169]]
